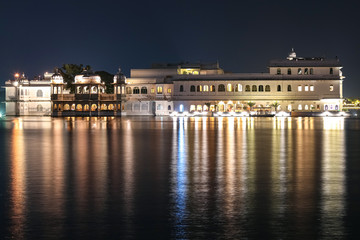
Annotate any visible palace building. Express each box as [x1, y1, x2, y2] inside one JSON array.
[[2, 49, 345, 117], [123, 49, 344, 115], [3, 72, 52, 116]]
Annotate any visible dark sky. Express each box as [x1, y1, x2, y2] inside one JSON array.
[[1, 0, 359, 96]]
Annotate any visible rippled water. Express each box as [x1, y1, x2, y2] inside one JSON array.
[[0, 116, 360, 239]]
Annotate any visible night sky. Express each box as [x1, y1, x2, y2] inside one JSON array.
[[1, 0, 359, 96]]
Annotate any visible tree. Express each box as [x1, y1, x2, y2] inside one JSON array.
[[58, 64, 91, 93], [271, 101, 280, 112], [247, 101, 256, 111], [95, 71, 114, 94]]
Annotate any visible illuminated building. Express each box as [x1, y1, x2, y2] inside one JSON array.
[[51, 68, 126, 116], [3, 72, 52, 116], [124, 49, 344, 115]]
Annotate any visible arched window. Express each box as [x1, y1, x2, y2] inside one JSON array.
[[305, 105, 309, 110], [126, 87, 132, 94], [305, 85, 309, 91], [298, 85, 302, 91], [157, 86, 163, 94], [190, 85, 195, 92], [277, 68, 281, 75], [235, 84, 242, 92], [298, 104, 302, 110], [180, 85, 184, 92], [179, 104, 184, 112], [108, 104, 114, 110], [310, 68, 314, 74], [84, 104, 90, 111], [76, 104, 83, 111], [64, 104, 70, 110], [197, 85, 202, 92], [227, 84, 232, 92], [245, 85, 250, 92], [252, 85, 257, 92], [36, 89, 43, 97], [330, 68, 333, 74], [91, 86, 97, 94], [133, 87, 140, 94], [141, 87, 147, 94], [91, 104, 97, 111], [298, 68, 302, 74], [265, 85, 270, 92], [310, 85, 314, 91], [287, 68, 291, 75], [277, 85, 281, 92], [258, 85, 264, 92], [218, 84, 225, 92], [330, 85, 334, 91], [168, 105, 171, 110], [203, 85, 209, 91], [37, 105, 43, 112], [304, 68, 308, 75], [287, 85, 292, 92], [210, 85, 216, 92]]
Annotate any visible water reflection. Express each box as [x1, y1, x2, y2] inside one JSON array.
[[1, 116, 354, 239]]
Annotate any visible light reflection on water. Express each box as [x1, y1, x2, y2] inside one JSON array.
[[0, 116, 358, 239]]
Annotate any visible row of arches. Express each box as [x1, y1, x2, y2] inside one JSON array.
[[277, 68, 315, 75], [53, 103, 119, 111], [76, 86, 105, 94]]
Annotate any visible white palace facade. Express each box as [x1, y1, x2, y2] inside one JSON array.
[[123, 50, 344, 116], [3, 73, 52, 116], [2, 50, 345, 116]]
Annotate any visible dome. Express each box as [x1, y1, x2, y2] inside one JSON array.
[[74, 69, 101, 84], [51, 69, 64, 83], [287, 48, 297, 60], [113, 67, 126, 84]]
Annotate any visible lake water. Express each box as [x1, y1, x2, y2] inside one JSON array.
[[0, 116, 360, 239]]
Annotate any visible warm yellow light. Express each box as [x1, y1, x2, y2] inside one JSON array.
[[14, 73, 20, 78]]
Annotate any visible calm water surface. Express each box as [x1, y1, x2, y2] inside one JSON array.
[[0, 116, 360, 239]]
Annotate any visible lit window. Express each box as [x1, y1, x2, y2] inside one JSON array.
[[227, 84, 232, 92], [304, 68, 308, 75], [277, 85, 281, 92], [298, 68, 302, 74], [305, 105, 309, 110], [126, 87, 132, 94], [190, 85, 195, 92], [252, 85, 257, 92], [265, 85, 270, 92], [197, 85, 202, 92], [236, 84, 242, 92], [179, 104, 184, 112], [305, 85, 309, 91], [330, 85, 334, 91], [277, 68, 281, 75], [167, 88, 172, 93], [245, 85, 250, 92], [310, 85, 314, 91], [203, 85, 209, 91], [298, 85, 302, 91], [151, 88, 155, 93], [210, 85, 215, 92], [298, 104, 302, 110], [157, 86, 163, 94], [287, 85, 292, 92], [258, 85, 264, 92], [190, 105, 195, 112], [287, 68, 291, 75]]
